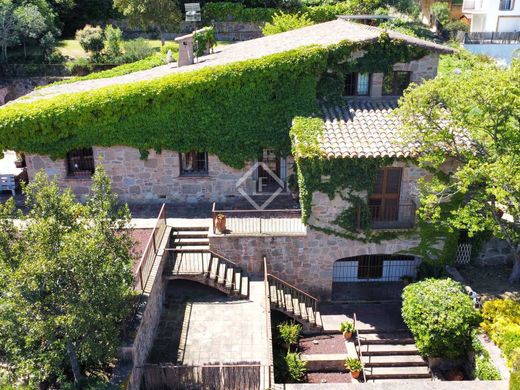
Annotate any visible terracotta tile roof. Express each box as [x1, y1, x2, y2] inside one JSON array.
[[318, 99, 418, 158], [13, 19, 453, 104]]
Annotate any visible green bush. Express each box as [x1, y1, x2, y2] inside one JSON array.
[[262, 12, 314, 35], [482, 300, 520, 365], [511, 350, 520, 390], [75, 25, 105, 58], [285, 352, 307, 382], [122, 38, 155, 63], [277, 321, 302, 349], [104, 25, 123, 61], [473, 336, 501, 380], [402, 278, 481, 359]]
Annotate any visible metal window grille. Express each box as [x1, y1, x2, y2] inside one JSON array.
[[356, 73, 370, 95], [344, 73, 371, 96], [333, 254, 417, 282], [66, 148, 94, 177], [180, 151, 208, 176]]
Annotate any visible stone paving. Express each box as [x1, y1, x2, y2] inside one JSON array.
[[148, 279, 268, 366]]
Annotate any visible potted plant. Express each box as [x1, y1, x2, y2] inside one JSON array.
[[14, 152, 25, 168], [340, 320, 355, 340], [345, 357, 363, 379], [215, 213, 226, 234]]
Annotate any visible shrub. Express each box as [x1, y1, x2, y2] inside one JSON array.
[[122, 38, 154, 63], [473, 336, 501, 380], [417, 260, 447, 279], [262, 12, 314, 35], [511, 350, 520, 390], [203, 2, 276, 22], [193, 26, 217, 57], [402, 278, 481, 359], [285, 352, 307, 382], [339, 320, 355, 334], [104, 25, 123, 61], [482, 300, 520, 362], [278, 321, 302, 349], [76, 25, 105, 58]]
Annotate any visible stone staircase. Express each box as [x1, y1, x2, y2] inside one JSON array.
[[357, 329, 431, 382], [165, 226, 250, 298], [267, 274, 322, 332]]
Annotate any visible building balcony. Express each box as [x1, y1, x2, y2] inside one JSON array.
[[356, 202, 417, 230]]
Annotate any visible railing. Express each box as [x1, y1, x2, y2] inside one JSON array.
[[212, 202, 304, 235], [134, 204, 167, 292], [356, 202, 416, 230], [263, 257, 274, 389], [461, 31, 520, 44], [266, 268, 322, 328], [353, 313, 367, 383], [140, 363, 267, 390]]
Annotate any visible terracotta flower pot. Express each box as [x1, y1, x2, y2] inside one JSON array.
[[215, 214, 226, 234], [343, 331, 352, 340], [351, 370, 360, 379]]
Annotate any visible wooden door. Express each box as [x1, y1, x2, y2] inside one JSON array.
[[368, 167, 402, 221]]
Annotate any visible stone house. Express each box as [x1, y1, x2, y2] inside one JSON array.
[[3, 19, 457, 298]]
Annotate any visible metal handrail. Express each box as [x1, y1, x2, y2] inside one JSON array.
[[266, 273, 319, 302], [263, 257, 273, 389], [353, 313, 367, 383], [133, 203, 167, 291]]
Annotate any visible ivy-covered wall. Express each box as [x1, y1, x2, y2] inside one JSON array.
[[0, 34, 432, 169]]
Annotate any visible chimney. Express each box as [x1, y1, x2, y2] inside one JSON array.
[[175, 33, 195, 67]]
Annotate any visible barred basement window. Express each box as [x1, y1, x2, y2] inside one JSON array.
[[180, 151, 208, 176], [344, 73, 371, 96], [382, 71, 411, 96], [66, 148, 95, 177]]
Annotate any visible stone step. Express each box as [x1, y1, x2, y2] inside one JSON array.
[[172, 231, 209, 238], [173, 238, 210, 246], [358, 332, 413, 341], [172, 226, 209, 231], [359, 338, 415, 345], [357, 328, 409, 335], [360, 344, 419, 356], [362, 355, 428, 367], [169, 247, 210, 253], [364, 366, 431, 380]]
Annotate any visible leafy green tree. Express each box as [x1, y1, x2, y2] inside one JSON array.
[[14, 3, 47, 57], [114, 0, 182, 46], [0, 0, 18, 62], [431, 1, 450, 25], [0, 166, 134, 386], [396, 58, 520, 282]]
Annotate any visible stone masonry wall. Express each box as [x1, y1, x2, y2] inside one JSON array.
[[25, 146, 257, 203], [209, 229, 421, 299], [475, 237, 514, 266]]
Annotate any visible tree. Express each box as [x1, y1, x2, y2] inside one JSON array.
[[396, 58, 520, 282], [431, 2, 450, 25], [262, 12, 314, 36], [0, 166, 134, 386], [0, 0, 18, 62], [14, 3, 47, 57], [114, 0, 182, 46], [104, 24, 123, 61]]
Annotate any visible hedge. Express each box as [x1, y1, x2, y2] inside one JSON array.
[[202, 2, 358, 24], [0, 46, 327, 168], [402, 278, 481, 359]]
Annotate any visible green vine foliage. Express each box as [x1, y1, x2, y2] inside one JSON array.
[[0, 46, 327, 167], [0, 36, 429, 169], [193, 26, 217, 57]]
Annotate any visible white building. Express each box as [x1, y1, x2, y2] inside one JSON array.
[[462, 0, 520, 32]]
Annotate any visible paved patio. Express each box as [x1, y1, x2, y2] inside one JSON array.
[[148, 279, 269, 366], [320, 302, 406, 333]]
